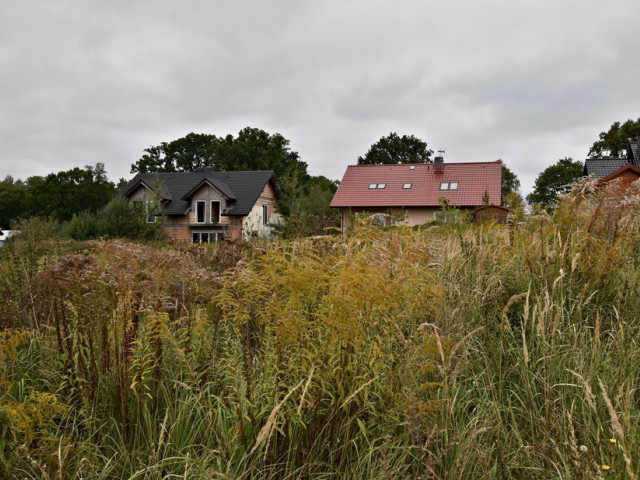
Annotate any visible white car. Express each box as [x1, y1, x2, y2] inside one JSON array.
[[0, 229, 18, 247]]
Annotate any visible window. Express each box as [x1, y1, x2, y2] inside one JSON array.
[[211, 201, 221, 223], [403, 183, 412, 189], [369, 183, 378, 189], [440, 182, 459, 191], [434, 212, 457, 223], [409, 166, 416, 170], [368, 183, 387, 189], [262, 204, 268, 225], [195, 201, 206, 223], [192, 232, 223, 244]]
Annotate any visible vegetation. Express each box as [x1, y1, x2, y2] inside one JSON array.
[[588, 118, 640, 158], [0, 164, 117, 228], [357, 132, 434, 165], [1, 178, 640, 478], [527, 157, 584, 208], [129, 127, 340, 237], [500, 162, 521, 200]]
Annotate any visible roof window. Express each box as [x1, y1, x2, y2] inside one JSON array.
[[440, 182, 459, 191], [403, 183, 412, 189], [368, 183, 386, 189], [409, 166, 416, 170]]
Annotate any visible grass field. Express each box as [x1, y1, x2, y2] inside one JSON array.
[[1, 179, 639, 479]]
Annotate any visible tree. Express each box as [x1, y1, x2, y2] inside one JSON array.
[[133, 133, 218, 173], [130, 128, 308, 183], [588, 118, 640, 158], [500, 162, 521, 199], [357, 133, 433, 165], [526, 158, 584, 208], [28, 163, 116, 222], [0, 176, 29, 228]]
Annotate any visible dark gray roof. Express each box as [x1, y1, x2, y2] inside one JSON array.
[[120, 170, 277, 216], [583, 158, 629, 179], [630, 137, 639, 167]]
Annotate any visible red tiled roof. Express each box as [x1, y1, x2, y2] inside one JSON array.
[[330, 162, 502, 208]]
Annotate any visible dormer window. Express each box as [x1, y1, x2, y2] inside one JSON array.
[[195, 201, 206, 223], [368, 183, 386, 189], [440, 182, 459, 191], [403, 183, 412, 189]]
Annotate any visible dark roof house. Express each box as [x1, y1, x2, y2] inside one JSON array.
[[584, 137, 640, 179], [120, 169, 282, 243]]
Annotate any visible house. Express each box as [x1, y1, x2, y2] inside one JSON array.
[[330, 158, 503, 231], [583, 137, 640, 190], [120, 169, 283, 243]]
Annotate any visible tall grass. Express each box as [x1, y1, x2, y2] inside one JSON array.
[[1, 178, 640, 478]]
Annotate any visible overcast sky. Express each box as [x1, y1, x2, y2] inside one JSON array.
[[1, 1, 639, 194]]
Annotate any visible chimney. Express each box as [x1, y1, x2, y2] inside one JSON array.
[[434, 156, 444, 171]]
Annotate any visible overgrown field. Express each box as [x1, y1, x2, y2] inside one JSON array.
[[1, 179, 640, 479]]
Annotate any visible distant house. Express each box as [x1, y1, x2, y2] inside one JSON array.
[[584, 137, 640, 190], [330, 158, 503, 232], [120, 169, 283, 243]]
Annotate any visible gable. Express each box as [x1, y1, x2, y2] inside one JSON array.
[[598, 163, 640, 184], [119, 170, 276, 217]]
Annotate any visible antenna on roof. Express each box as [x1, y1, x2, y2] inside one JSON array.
[[438, 149, 445, 157]]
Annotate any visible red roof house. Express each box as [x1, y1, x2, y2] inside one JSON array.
[[330, 158, 503, 231]]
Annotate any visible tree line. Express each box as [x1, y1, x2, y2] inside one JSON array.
[[1, 119, 638, 232]]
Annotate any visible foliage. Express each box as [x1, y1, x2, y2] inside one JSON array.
[[129, 127, 341, 236], [64, 197, 165, 241], [588, 118, 640, 158], [526, 157, 584, 208], [276, 175, 340, 237], [503, 191, 526, 221], [2, 180, 640, 477], [0, 164, 117, 227], [0, 176, 29, 229], [357, 132, 434, 165], [500, 161, 521, 199], [131, 127, 308, 184]]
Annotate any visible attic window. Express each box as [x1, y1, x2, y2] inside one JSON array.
[[440, 182, 459, 191], [409, 166, 416, 170], [368, 183, 386, 189], [403, 183, 412, 189]]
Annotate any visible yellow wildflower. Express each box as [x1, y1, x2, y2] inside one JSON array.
[[609, 438, 616, 443], [602, 465, 610, 471]]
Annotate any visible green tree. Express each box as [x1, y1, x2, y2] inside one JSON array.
[[357, 133, 433, 165], [588, 118, 640, 158], [0, 176, 30, 228], [29, 163, 116, 221], [500, 162, 521, 199], [526, 158, 584, 208], [134, 133, 218, 173], [130, 128, 308, 183]]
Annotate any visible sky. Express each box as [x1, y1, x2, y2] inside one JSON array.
[[1, 1, 639, 195]]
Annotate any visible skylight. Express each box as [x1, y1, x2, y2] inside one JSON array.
[[368, 183, 386, 189], [440, 182, 459, 191], [403, 183, 412, 189]]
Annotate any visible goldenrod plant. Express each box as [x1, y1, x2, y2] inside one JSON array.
[[0, 177, 639, 478]]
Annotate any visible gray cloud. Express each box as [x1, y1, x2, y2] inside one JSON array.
[[1, 0, 639, 193]]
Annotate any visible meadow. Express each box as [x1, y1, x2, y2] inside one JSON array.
[[1, 178, 639, 479]]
